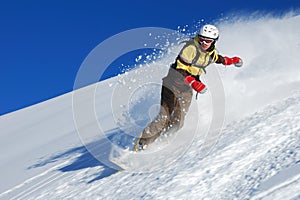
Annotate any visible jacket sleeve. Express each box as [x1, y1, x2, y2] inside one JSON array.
[[211, 53, 225, 64]]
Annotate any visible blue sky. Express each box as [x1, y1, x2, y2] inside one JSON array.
[[1, 0, 299, 115]]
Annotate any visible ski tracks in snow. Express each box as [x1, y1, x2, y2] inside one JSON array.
[[7, 93, 299, 199]]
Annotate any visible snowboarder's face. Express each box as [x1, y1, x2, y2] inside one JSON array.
[[201, 42, 211, 50], [199, 37, 213, 50]]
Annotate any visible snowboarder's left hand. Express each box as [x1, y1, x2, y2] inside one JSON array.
[[223, 56, 243, 67]]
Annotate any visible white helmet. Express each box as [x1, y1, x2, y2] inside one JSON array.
[[199, 24, 219, 40]]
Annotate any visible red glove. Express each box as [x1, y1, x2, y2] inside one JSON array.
[[185, 76, 207, 94], [223, 56, 243, 67]]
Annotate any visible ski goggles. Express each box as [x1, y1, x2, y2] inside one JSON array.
[[199, 37, 214, 45]]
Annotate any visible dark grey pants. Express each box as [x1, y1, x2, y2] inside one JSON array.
[[138, 67, 193, 147]]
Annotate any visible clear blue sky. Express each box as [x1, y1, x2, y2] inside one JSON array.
[[1, 0, 299, 115]]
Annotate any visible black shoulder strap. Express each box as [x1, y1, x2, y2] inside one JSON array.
[[178, 37, 207, 74]]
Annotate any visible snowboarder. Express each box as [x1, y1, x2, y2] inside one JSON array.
[[134, 24, 243, 151]]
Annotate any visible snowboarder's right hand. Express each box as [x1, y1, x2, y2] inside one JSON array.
[[185, 76, 207, 94]]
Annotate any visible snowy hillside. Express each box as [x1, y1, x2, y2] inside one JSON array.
[[1, 14, 300, 199]]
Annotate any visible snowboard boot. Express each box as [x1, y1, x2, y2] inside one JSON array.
[[133, 131, 158, 152], [133, 132, 144, 152], [133, 139, 144, 152]]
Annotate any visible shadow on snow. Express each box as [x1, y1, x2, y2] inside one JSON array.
[[27, 128, 134, 184]]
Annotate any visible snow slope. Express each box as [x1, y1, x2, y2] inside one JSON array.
[[1, 14, 300, 199]]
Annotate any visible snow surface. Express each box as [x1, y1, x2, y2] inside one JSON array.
[[1, 14, 300, 199]]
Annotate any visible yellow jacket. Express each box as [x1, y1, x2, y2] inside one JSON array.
[[176, 36, 219, 76]]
